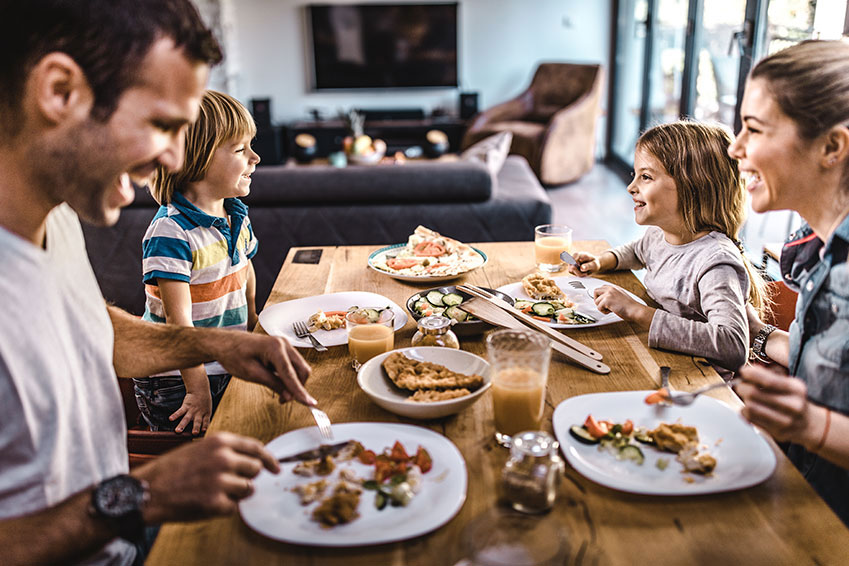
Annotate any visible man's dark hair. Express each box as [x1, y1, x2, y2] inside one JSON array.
[[0, 0, 223, 134]]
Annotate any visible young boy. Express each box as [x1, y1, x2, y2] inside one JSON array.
[[137, 90, 261, 435]]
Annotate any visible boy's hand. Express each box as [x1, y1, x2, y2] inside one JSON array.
[[567, 251, 602, 276], [170, 388, 213, 435], [593, 285, 654, 327]]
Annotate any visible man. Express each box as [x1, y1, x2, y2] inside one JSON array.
[[0, 1, 315, 564]]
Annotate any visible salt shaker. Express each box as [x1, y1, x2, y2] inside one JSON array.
[[411, 315, 460, 349], [501, 431, 564, 514]]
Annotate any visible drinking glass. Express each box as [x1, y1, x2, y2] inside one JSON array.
[[460, 509, 569, 566], [486, 329, 551, 447], [346, 308, 395, 370], [534, 224, 572, 273]]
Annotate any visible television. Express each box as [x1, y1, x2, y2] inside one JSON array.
[[308, 3, 458, 90]]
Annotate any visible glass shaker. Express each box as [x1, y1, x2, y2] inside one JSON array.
[[410, 315, 460, 349], [501, 431, 564, 514]]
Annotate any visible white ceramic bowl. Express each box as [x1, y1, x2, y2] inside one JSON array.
[[357, 346, 491, 419]]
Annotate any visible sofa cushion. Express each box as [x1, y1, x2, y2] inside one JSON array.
[[246, 160, 493, 206], [460, 131, 513, 178]]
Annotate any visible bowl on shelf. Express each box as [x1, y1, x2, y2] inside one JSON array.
[[406, 285, 514, 336], [357, 346, 492, 420]]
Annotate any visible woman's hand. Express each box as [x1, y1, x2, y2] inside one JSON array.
[[170, 387, 213, 435], [737, 364, 819, 445], [593, 285, 655, 327]]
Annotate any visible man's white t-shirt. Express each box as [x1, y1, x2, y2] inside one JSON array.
[[0, 204, 134, 564]]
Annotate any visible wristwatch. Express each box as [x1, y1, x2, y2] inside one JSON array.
[[751, 324, 777, 363], [89, 475, 149, 542]]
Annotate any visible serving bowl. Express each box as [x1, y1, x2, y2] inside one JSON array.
[[406, 285, 513, 336], [357, 346, 491, 420]]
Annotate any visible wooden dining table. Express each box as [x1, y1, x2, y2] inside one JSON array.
[[147, 241, 849, 565]]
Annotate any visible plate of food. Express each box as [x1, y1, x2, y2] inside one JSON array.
[[358, 347, 492, 419], [405, 286, 514, 336], [258, 291, 408, 348], [368, 226, 487, 283], [552, 390, 776, 495], [239, 422, 467, 546], [496, 273, 646, 328]]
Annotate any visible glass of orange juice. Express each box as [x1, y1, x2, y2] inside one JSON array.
[[534, 224, 572, 273], [486, 329, 551, 447], [346, 308, 395, 370]]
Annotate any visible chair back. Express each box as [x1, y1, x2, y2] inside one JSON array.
[[765, 280, 798, 332], [528, 63, 602, 117]]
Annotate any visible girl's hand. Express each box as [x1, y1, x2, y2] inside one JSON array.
[[737, 364, 820, 445], [170, 387, 213, 436], [593, 285, 654, 326], [567, 251, 602, 276]]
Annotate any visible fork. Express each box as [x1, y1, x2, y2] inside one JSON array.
[[664, 378, 741, 406], [567, 279, 595, 300], [310, 407, 334, 442], [660, 366, 670, 390], [292, 320, 328, 352]]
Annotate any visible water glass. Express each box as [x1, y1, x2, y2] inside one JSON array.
[[460, 509, 569, 566], [486, 329, 551, 447], [346, 308, 395, 370], [534, 224, 572, 273]]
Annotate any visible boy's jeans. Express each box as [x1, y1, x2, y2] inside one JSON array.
[[133, 374, 231, 431]]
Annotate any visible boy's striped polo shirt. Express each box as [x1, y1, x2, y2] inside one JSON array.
[[141, 192, 258, 376]]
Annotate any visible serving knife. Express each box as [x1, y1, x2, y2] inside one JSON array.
[[277, 440, 352, 463]]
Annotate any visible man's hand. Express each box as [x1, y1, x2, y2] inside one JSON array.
[[133, 432, 280, 524], [593, 285, 655, 327], [170, 388, 212, 435], [214, 332, 316, 406]]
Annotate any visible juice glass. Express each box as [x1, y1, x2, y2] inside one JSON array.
[[486, 329, 551, 447], [534, 224, 572, 273], [346, 308, 395, 370]]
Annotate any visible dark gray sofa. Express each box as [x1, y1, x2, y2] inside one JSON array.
[[82, 155, 551, 314]]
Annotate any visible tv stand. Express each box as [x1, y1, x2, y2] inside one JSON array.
[[287, 116, 467, 158]]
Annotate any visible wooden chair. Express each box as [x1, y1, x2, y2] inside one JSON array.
[[117, 377, 195, 468]]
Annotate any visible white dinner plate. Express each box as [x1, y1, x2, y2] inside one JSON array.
[[496, 276, 646, 328], [552, 391, 776, 495], [239, 422, 468, 546], [367, 243, 488, 283], [258, 291, 408, 348]]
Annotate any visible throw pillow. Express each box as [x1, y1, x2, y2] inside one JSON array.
[[460, 131, 513, 178]]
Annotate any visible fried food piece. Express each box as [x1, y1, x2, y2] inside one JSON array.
[[307, 310, 345, 332], [292, 454, 336, 477], [292, 479, 328, 505], [382, 352, 484, 391], [649, 423, 699, 453], [522, 273, 565, 301], [408, 388, 472, 403], [311, 482, 362, 528], [677, 446, 717, 475]]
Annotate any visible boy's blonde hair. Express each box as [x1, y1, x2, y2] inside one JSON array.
[[636, 120, 770, 316], [151, 89, 257, 204]]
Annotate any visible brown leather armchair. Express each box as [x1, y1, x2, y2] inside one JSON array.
[[462, 63, 603, 186]]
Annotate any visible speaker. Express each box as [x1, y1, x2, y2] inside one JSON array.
[[252, 127, 281, 165], [459, 92, 478, 120], [250, 98, 272, 129]]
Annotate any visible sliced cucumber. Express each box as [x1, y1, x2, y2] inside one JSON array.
[[363, 308, 381, 322], [634, 432, 655, 446], [426, 291, 445, 306], [569, 425, 599, 445], [414, 298, 431, 313], [444, 305, 468, 322], [513, 300, 535, 312], [532, 302, 556, 317], [442, 292, 464, 306], [618, 444, 645, 465]]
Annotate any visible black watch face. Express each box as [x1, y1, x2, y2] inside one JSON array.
[[95, 476, 144, 517]]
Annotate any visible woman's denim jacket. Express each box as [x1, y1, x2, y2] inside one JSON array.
[[779, 214, 849, 523]]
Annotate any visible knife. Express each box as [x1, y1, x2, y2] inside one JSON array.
[[277, 440, 352, 463]]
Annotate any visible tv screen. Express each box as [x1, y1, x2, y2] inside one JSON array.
[[308, 3, 458, 90]]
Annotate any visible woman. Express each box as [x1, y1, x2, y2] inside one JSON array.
[[727, 40, 849, 523]]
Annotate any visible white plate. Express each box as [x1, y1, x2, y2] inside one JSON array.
[[552, 391, 776, 495], [239, 422, 467, 546], [367, 243, 488, 283], [496, 276, 646, 328], [258, 291, 408, 348], [357, 347, 492, 419]]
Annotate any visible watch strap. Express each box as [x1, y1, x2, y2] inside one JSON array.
[[89, 475, 149, 543], [751, 324, 777, 363]]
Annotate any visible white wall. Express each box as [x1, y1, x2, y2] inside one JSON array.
[[215, 0, 612, 123]]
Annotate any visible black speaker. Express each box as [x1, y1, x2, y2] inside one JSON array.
[[253, 127, 281, 165], [459, 92, 478, 119], [250, 98, 272, 129]]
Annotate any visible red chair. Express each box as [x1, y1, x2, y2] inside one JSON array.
[[765, 280, 798, 332], [117, 377, 195, 468]]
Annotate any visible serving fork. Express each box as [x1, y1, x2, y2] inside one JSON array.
[[292, 320, 328, 351], [663, 378, 741, 406]]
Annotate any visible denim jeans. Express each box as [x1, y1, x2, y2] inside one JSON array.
[[133, 374, 231, 431]]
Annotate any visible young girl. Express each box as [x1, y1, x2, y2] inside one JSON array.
[[135, 90, 261, 434], [570, 121, 768, 373]]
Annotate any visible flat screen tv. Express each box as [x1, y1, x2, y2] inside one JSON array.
[[308, 3, 458, 90]]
